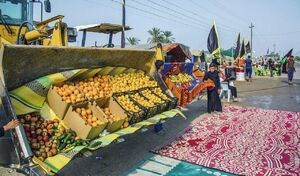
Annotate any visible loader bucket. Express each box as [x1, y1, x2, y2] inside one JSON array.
[[0, 44, 158, 174], [0, 44, 158, 91]]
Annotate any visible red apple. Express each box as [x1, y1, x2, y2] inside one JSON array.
[[37, 135, 43, 142], [41, 152, 47, 159], [43, 136, 49, 142], [24, 126, 31, 133]]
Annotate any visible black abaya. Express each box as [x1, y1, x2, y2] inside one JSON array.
[[0, 127, 4, 137], [203, 71, 222, 113]]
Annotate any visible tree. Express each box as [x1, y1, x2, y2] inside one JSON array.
[[126, 37, 140, 45], [147, 27, 176, 44], [147, 27, 164, 43], [163, 30, 175, 43]]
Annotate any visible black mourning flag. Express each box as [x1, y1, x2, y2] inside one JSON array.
[[240, 39, 246, 57], [207, 22, 220, 55], [233, 33, 240, 59], [246, 41, 251, 53]]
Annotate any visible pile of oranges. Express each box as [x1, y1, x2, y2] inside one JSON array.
[[75, 107, 105, 127], [53, 85, 85, 104]]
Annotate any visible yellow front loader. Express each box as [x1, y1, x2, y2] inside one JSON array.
[[0, 0, 77, 46]]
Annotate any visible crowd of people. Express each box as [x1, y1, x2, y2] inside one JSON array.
[[254, 57, 282, 77], [199, 54, 296, 113]]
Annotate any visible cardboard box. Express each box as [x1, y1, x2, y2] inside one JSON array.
[[47, 85, 70, 120], [97, 98, 127, 132], [63, 103, 108, 140], [47, 84, 87, 120], [91, 97, 110, 108]]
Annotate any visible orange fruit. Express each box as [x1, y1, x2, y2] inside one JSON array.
[[92, 122, 98, 127], [87, 118, 92, 124], [75, 108, 81, 114], [92, 117, 98, 122], [86, 109, 92, 115]]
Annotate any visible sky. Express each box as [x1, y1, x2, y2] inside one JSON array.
[[36, 0, 300, 56]]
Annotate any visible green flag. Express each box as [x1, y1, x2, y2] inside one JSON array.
[[281, 57, 287, 64], [281, 49, 293, 63]]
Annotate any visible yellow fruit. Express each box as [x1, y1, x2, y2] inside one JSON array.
[[76, 108, 81, 114], [92, 117, 98, 122], [92, 122, 98, 127], [86, 109, 92, 115]]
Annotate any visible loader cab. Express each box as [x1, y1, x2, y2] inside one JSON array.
[[0, 0, 27, 26], [0, 0, 52, 26], [0, 0, 52, 44]]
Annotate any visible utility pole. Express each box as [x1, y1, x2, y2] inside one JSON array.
[[249, 22, 254, 58], [121, 0, 126, 48]]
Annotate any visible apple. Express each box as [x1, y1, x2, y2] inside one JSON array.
[[25, 114, 31, 121], [45, 141, 52, 148], [47, 124, 54, 130], [47, 151, 53, 158], [37, 135, 43, 142], [24, 126, 31, 133], [35, 151, 41, 157], [31, 117, 38, 122], [42, 131, 48, 137], [48, 129, 54, 135], [31, 138, 37, 144], [41, 152, 47, 159], [30, 125, 36, 131], [50, 148, 57, 156], [39, 140, 45, 146], [43, 136, 49, 142], [31, 142, 39, 150], [45, 147, 50, 153], [31, 133, 37, 139], [36, 128, 42, 135]]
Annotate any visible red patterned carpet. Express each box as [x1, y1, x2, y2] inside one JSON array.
[[154, 105, 300, 176]]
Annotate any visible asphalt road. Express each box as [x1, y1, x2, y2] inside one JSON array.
[[1, 62, 299, 176]]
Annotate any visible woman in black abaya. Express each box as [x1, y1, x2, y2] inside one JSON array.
[[203, 63, 222, 113]]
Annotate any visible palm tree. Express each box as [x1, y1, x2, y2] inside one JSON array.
[[147, 27, 164, 43], [126, 37, 140, 45], [163, 31, 175, 43]]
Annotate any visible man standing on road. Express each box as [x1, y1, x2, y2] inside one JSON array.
[[286, 56, 296, 85], [245, 55, 253, 81]]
